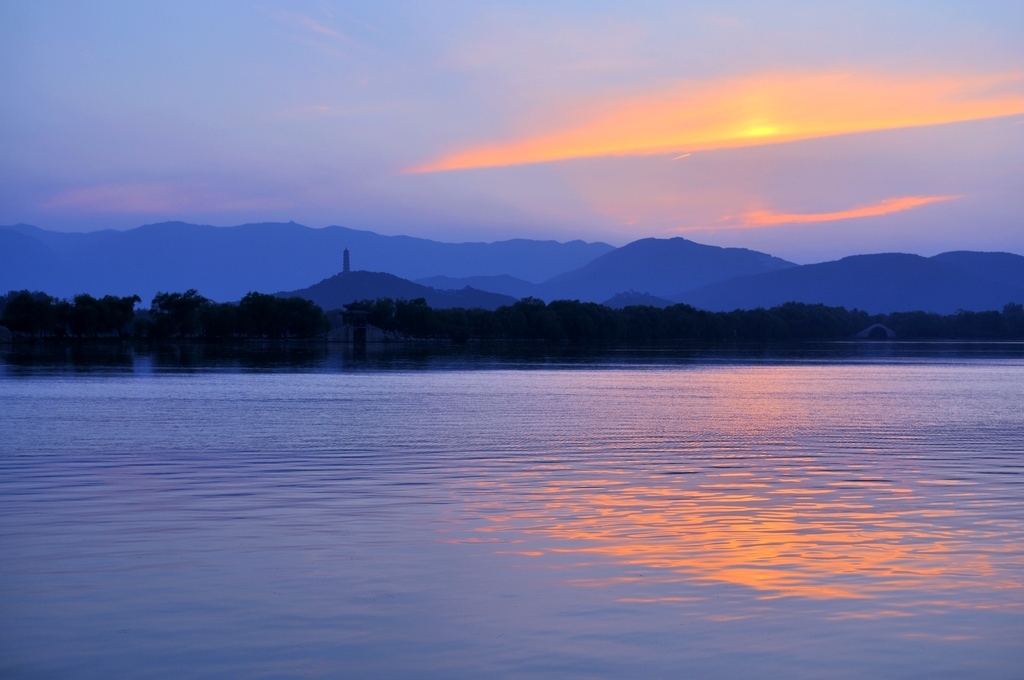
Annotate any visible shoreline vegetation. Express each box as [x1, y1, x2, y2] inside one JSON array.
[[2, 289, 1023, 343]]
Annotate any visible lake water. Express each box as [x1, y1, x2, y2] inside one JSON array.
[[2, 344, 1023, 678]]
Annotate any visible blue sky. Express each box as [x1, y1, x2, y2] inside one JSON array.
[[1, 1, 1022, 261]]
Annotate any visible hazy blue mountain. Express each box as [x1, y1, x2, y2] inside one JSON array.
[[0, 228, 62, 284], [278, 271, 517, 311], [678, 253, 1024, 314], [602, 291, 675, 309], [415, 274, 540, 300], [535, 237, 796, 302], [930, 251, 1024, 290], [0, 222, 612, 302], [7, 221, 1022, 315]]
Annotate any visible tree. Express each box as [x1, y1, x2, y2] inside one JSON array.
[[235, 292, 327, 338], [150, 290, 209, 337], [0, 291, 57, 336], [103, 295, 141, 337], [69, 294, 101, 337], [200, 302, 238, 339]]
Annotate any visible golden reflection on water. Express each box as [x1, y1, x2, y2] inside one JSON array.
[[3, 359, 1023, 677], [463, 365, 1024, 610], [471, 468, 1019, 606]]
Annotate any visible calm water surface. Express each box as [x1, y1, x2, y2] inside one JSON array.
[[1, 345, 1023, 678]]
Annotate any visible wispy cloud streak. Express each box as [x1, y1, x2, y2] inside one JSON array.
[[273, 10, 357, 44], [739, 195, 961, 228], [409, 71, 1024, 173]]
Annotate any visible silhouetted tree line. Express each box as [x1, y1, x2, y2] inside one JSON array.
[[355, 297, 1024, 342], [0, 291, 141, 337], [0, 290, 327, 339], [4, 290, 1023, 341]]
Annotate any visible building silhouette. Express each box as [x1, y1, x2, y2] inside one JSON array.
[[343, 248, 350, 274]]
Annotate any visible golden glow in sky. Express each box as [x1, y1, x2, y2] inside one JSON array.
[[410, 71, 1024, 173], [3, 2, 1023, 256], [723, 195, 962, 230]]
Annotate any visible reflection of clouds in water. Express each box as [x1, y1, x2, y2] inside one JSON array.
[[470, 465, 1016, 604], [3, 359, 1023, 677]]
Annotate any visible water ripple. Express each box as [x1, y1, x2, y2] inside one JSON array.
[[1, 361, 1022, 678]]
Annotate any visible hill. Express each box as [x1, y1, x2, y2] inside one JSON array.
[[930, 251, 1024, 290], [415, 274, 540, 300], [535, 237, 796, 302], [602, 291, 675, 309], [678, 253, 1024, 314], [277, 271, 517, 311], [0, 222, 612, 302]]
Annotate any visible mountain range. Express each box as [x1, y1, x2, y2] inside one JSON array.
[[417, 238, 796, 302], [0, 221, 611, 302], [2, 221, 1023, 314], [678, 252, 1024, 314]]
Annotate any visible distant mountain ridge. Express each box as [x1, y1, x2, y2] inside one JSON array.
[[423, 237, 798, 303], [416, 241, 1024, 314], [3, 222, 1022, 315], [534, 237, 797, 302], [415, 274, 541, 300], [277, 271, 516, 311], [603, 291, 675, 309], [0, 221, 613, 302], [930, 251, 1024, 290], [677, 252, 1024, 314]]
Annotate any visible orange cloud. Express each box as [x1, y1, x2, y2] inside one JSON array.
[[409, 71, 1024, 173], [738, 194, 961, 228]]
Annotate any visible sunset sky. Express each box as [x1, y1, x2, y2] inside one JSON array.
[[2, 1, 1022, 261]]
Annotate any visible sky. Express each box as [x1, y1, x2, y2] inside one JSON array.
[[1, 0, 1022, 262]]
